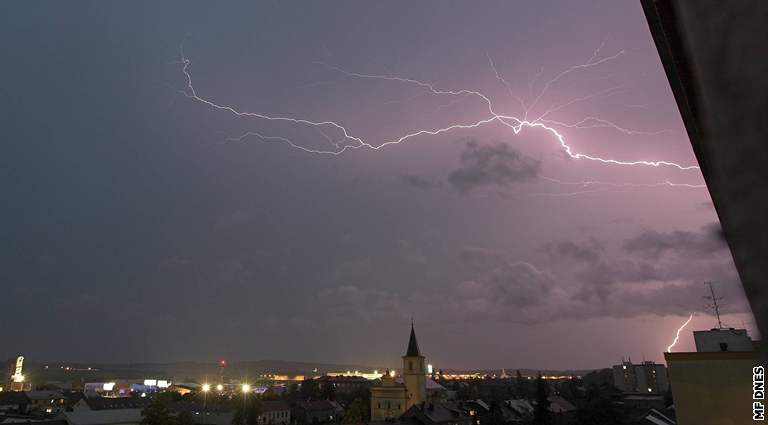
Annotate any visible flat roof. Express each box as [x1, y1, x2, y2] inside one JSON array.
[[664, 351, 756, 361]]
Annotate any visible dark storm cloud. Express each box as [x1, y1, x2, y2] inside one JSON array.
[[623, 222, 728, 258], [400, 174, 440, 190], [317, 285, 403, 323], [448, 140, 541, 193], [541, 238, 603, 263], [0, 0, 749, 368], [315, 232, 747, 327]]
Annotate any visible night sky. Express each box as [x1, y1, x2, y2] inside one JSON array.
[[0, 1, 756, 370]]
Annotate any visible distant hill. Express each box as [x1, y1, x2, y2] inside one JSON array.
[[11, 359, 381, 383], [446, 368, 598, 378], [5, 357, 599, 384]]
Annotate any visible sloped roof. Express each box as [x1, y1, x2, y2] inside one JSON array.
[[393, 378, 444, 390], [0, 417, 68, 425], [504, 399, 534, 415], [0, 392, 30, 406], [62, 409, 143, 425], [639, 408, 676, 425], [547, 395, 576, 413], [24, 391, 65, 401], [295, 400, 336, 412], [260, 400, 290, 412], [402, 402, 471, 424], [84, 396, 152, 410]]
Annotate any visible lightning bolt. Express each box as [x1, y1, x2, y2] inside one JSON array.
[[541, 176, 706, 189], [177, 46, 702, 174], [667, 313, 695, 353]]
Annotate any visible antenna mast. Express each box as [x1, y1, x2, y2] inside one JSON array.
[[704, 282, 725, 329]]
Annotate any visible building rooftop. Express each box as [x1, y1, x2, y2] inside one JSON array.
[[260, 400, 290, 412], [393, 378, 444, 390], [547, 396, 576, 413], [62, 409, 143, 425], [295, 400, 336, 412], [82, 396, 152, 410], [0, 392, 31, 406], [401, 402, 471, 425]]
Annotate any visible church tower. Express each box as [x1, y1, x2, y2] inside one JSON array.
[[402, 322, 427, 409]]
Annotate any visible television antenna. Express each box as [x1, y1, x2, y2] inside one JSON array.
[[704, 282, 725, 329]]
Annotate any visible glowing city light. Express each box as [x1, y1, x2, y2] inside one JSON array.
[[216, 384, 224, 391], [202, 383, 211, 392], [242, 383, 251, 393]]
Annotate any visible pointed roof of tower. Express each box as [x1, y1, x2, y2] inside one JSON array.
[[405, 321, 421, 357]]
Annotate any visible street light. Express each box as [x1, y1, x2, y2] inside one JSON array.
[[216, 384, 224, 392], [202, 384, 210, 411], [241, 383, 250, 412]]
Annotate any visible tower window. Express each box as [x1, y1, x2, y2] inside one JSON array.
[[409, 361, 413, 371]]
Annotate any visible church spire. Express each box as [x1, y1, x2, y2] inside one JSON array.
[[405, 320, 421, 357]]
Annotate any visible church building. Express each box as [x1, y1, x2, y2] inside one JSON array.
[[370, 323, 444, 421]]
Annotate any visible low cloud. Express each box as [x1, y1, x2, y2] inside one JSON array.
[[401, 174, 440, 190], [448, 140, 541, 193], [623, 223, 728, 259], [541, 238, 603, 263], [316, 226, 745, 327]]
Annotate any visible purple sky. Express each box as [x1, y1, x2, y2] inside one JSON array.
[[0, 1, 755, 370]]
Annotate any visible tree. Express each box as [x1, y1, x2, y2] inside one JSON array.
[[514, 370, 529, 398], [300, 379, 320, 400], [177, 410, 194, 425], [571, 385, 623, 425], [141, 398, 173, 425], [321, 381, 336, 401], [486, 400, 507, 425], [286, 383, 300, 402], [532, 373, 552, 425], [232, 398, 263, 425], [343, 398, 366, 424]]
